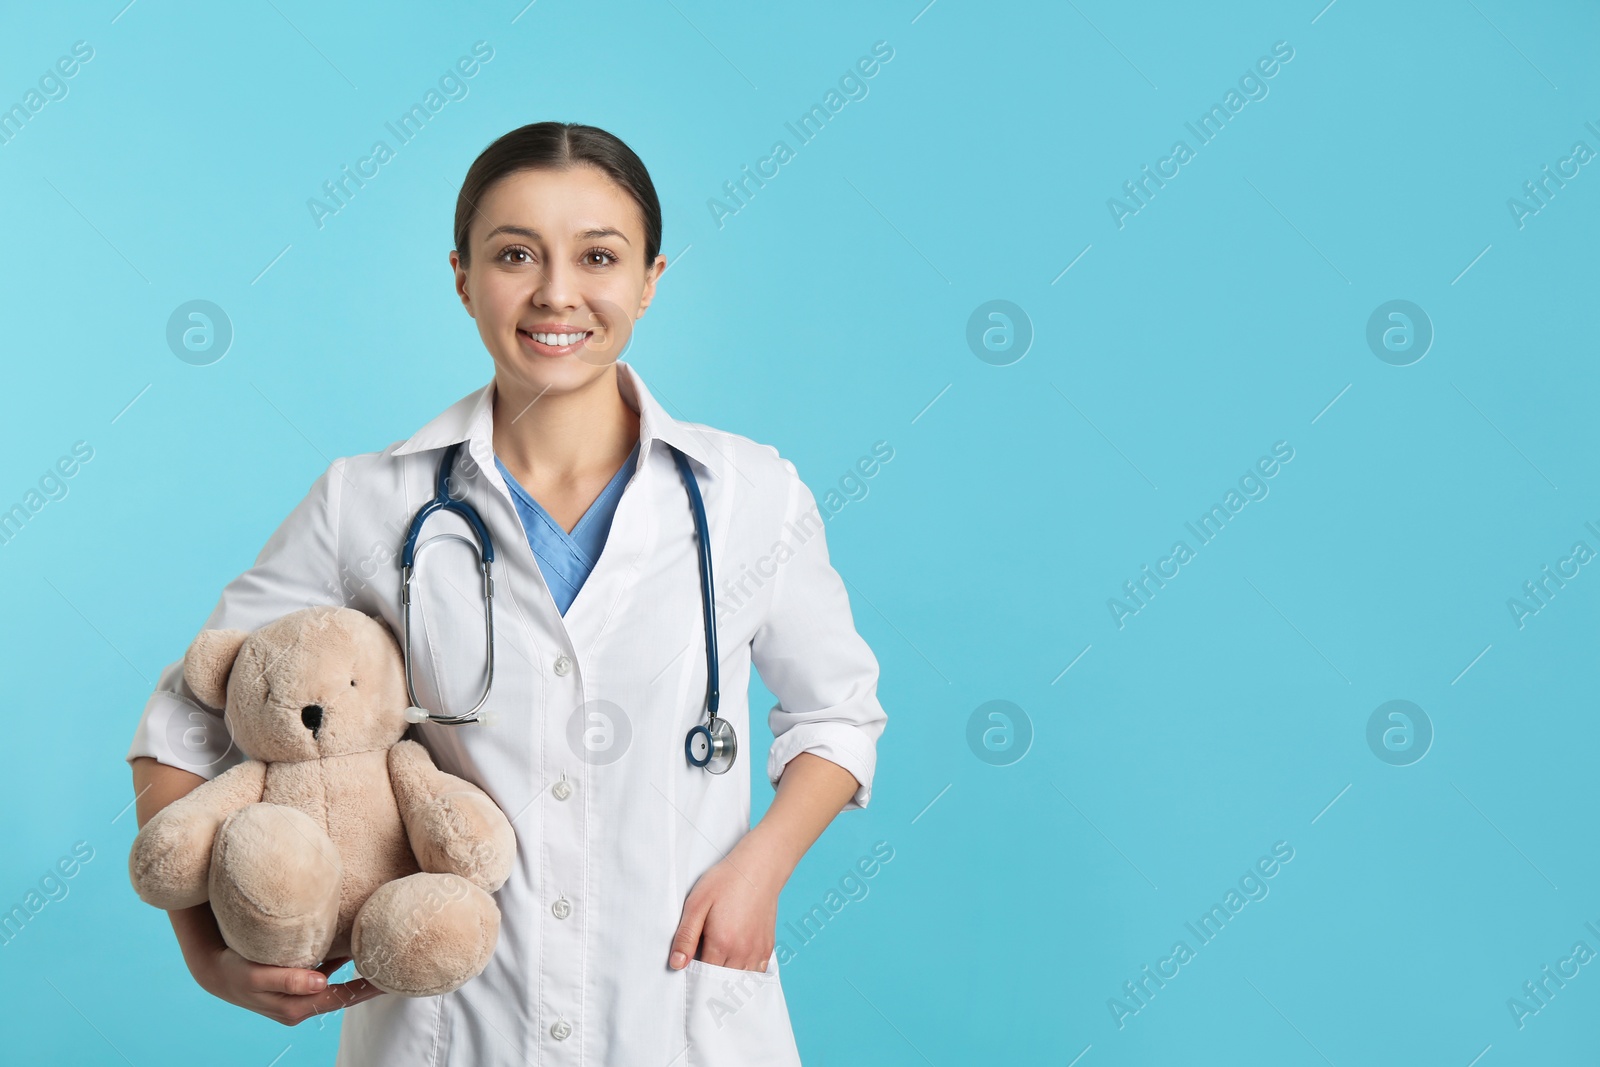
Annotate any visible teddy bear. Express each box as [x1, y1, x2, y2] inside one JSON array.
[[128, 605, 517, 998]]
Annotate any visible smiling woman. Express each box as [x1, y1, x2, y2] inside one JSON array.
[[446, 127, 668, 528], [127, 120, 887, 1067]]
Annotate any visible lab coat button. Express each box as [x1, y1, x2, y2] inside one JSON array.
[[552, 776, 572, 800], [550, 1020, 571, 1040], [553, 654, 572, 676], [552, 895, 571, 919]]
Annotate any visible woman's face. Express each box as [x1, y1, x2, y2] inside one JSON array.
[[451, 165, 665, 398]]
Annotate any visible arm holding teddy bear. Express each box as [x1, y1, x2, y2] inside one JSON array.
[[131, 758, 387, 1025], [128, 462, 388, 1024]]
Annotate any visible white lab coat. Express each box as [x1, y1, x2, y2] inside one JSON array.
[[126, 361, 888, 1066]]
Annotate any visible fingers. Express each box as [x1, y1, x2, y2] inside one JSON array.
[[668, 895, 711, 970], [255, 964, 333, 996], [254, 958, 366, 1000], [696, 943, 772, 971], [269, 977, 387, 1027], [319, 976, 388, 1012], [314, 956, 352, 977]]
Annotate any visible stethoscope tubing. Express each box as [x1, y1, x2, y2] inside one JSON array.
[[670, 447, 719, 720], [398, 440, 733, 771]]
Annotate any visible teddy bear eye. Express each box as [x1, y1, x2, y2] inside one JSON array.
[[350, 679, 357, 687]]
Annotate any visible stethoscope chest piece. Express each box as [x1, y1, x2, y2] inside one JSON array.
[[685, 715, 738, 774]]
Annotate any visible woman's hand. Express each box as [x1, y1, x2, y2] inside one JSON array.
[[665, 755, 863, 972], [667, 848, 785, 972], [191, 946, 388, 1026]]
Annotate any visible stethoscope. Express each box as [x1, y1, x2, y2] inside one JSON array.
[[398, 440, 737, 774]]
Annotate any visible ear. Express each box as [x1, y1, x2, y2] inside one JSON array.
[[183, 628, 249, 709]]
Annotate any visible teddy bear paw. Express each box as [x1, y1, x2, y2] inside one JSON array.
[[128, 806, 218, 910], [412, 792, 516, 892], [351, 872, 501, 996]]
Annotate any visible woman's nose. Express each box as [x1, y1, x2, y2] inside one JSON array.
[[531, 264, 579, 308], [302, 704, 324, 733]]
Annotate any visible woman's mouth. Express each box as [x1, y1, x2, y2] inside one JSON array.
[[518, 328, 593, 357]]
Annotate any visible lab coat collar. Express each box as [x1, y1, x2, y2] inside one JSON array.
[[391, 360, 716, 472]]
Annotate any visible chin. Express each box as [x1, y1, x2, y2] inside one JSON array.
[[497, 352, 610, 392]]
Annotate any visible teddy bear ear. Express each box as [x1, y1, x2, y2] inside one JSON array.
[[183, 628, 250, 709]]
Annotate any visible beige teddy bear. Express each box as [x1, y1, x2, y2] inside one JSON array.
[[128, 605, 517, 997]]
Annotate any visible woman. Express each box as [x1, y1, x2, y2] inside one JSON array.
[[127, 122, 888, 1065]]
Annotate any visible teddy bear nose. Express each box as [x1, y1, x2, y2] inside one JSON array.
[[301, 704, 324, 734]]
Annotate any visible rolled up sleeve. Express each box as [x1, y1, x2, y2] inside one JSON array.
[[125, 459, 344, 781], [751, 459, 887, 811]]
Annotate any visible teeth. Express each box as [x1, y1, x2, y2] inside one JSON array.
[[528, 331, 589, 346]]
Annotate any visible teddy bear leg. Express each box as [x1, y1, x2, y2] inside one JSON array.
[[209, 803, 343, 969], [351, 872, 501, 997]]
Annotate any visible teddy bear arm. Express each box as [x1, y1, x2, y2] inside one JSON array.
[[388, 740, 516, 893], [129, 759, 267, 910], [386, 738, 491, 809]]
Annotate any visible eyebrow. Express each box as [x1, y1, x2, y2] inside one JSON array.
[[481, 224, 632, 245]]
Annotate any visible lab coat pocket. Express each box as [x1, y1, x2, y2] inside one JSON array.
[[684, 952, 801, 1067]]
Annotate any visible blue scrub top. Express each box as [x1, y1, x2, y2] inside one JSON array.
[[493, 441, 641, 616]]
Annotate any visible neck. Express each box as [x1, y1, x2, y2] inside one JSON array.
[[491, 365, 640, 482]]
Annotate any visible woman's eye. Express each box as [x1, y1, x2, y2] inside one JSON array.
[[498, 246, 532, 264], [585, 248, 619, 267]]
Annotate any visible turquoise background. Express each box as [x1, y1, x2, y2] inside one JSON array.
[[2, 0, 1597, 1063]]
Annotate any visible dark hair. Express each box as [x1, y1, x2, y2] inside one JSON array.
[[453, 122, 662, 269]]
